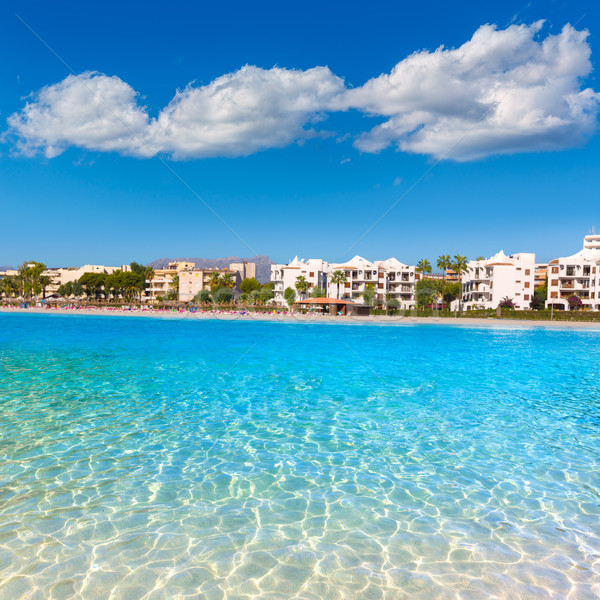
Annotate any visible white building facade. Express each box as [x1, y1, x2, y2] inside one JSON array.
[[546, 235, 600, 310], [461, 251, 536, 310], [271, 255, 417, 308], [271, 258, 329, 303]]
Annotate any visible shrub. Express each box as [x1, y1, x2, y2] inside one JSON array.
[[212, 287, 234, 304], [240, 277, 260, 294], [283, 287, 296, 307], [193, 288, 212, 304], [498, 297, 516, 309], [568, 295, 583, 310]]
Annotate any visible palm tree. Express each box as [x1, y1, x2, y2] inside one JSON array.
[[437, 254, 452, 305], [208, 272, 223, 292], [1, 276, 15, 299], [330, 270, 347, 299], [144, 267, 155, 303], [453, 254, 468, 309], [169, 274, 180, 301], [220, 273, 236, 289], [39, 275, 52, 300], [416, 259, 432, 281], [295, 275, 308, 300]]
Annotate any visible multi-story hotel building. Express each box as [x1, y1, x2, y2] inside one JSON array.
[[461, 251, 536, 310], [178, 262, 258, 302], [271, 255, 418, 308], [178, 267, 232, 302], [271, 258, 329, 301], [534, 264, 548, 289], [546, 235, 600, 310], [146, 261, 195, 302]]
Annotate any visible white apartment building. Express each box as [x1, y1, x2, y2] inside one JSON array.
[[546, 235, 600, 310], [271, 258, 329, 303], [271, 255, 417, 308], [461, 251, 536, 310], [375, 258, 417, 309]]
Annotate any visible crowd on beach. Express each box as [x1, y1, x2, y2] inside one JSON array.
[[0, 303, 311, 317]]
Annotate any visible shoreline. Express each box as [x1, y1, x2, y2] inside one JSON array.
[[2, 306, 600, 329]]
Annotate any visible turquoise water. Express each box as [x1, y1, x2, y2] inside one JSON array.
[[1, 313, 599, 599]]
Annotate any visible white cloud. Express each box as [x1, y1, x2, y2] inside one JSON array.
[[5, 22, 600, 161], [393, 176, 402, 186], [7, 72, 151, 158], [344, 22, 600, 160], [7, 66, 345, 159]]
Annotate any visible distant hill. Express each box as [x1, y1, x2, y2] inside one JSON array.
[[0, 265, 14, 271], [147, 255, 274, 283]]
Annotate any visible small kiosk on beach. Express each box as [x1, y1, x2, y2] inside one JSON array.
[[294, 297, 370, 316]]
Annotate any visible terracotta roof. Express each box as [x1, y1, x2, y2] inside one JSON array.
[[486, 262, 512, 266], [294, 297, 357, 305]]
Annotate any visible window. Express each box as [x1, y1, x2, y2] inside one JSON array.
[[551, 279, 558, 287], [524, 282, 530, 288], [524, 294, 529, 301], [551, 291, 558, 298], [309, 272, 314, 277], [551, 266, 558, 274], [525, 269, 530, 275]]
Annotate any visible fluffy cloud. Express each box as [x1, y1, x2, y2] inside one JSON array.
[[146, 65, 344, 158], [7, 66, 345, 159], [344, 22, 600, 160], [7, 72, 151, 158], [6, 22, 600, 161]]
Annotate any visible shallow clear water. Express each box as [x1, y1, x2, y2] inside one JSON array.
[[1, 313, 599, 599]]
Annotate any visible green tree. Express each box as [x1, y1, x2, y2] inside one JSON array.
[[208, 272, 223, 292], [416, 259, 432, 281], [221, 273, 236, 289], [57, 281, 73, 298], [295, 275, 308, 300], [258, 283, 274, 303], [169, 275, 180, 301], [442, 281, 460, 306], [79, 272, 107, 299], [39, 275, 52, 300], [386, 298, 400, 314], [1, 276, 16, 299], [194, 288, 212, 304], [213, 287, 234, 304], [437, 254, 452, 303], [530, 278, 547, 310], [310, 286, 326, 298], [17, 261, 46, 299], [362, 283, 375, 306], [240, 277, 260, 294], [71, 280, 84, 298], [452, 254, 468, 308], [330, 270, 347, 299], [415, 278, 438, 309], [283, 286, 296, 308]]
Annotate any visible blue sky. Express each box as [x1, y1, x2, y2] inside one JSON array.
[[1, 0, 599, 268]]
